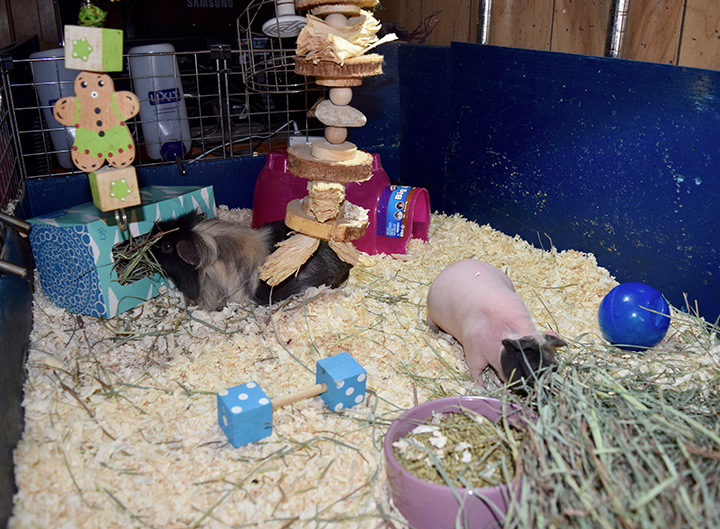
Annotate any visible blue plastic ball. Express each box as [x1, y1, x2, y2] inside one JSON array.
[[598, 283, 671, 351]]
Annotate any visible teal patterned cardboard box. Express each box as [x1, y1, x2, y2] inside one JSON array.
[[27, 186, 215, 318]]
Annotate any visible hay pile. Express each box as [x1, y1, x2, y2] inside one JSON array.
[[10, 208, 719, 528]]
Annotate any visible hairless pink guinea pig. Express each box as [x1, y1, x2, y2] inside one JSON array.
[[426, 259, 566, 394]]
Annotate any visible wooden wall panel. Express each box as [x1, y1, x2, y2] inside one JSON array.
[[424, 0, 478, 45], [8, 0, 41, 42], [0, 0, 14, 49], [678, 0, 720, 70], [37, 0, 59, 46], [0, 0, 57, 49], [377, 0, 479, 45], [624, 0, 683, 65], [489, 0, 554, 51], [551, 0, 611, 57]]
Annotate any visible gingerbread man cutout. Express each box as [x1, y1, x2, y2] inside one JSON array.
[[53, 72, 140, 172]]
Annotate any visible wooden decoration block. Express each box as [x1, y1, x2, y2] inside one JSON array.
[[287, 143, 372, 182], [217, 382, 273, 448], [88, 166, 141, 212], [64, 25, 124, 72], [315, 100, 366, 127], [285, 198, 368, 241], [315, 352, 367, 412], [315, 77, 363, 87], [214, 353, 366, 447], [53, 72, 139, 172], [311, 139, 357, 162]]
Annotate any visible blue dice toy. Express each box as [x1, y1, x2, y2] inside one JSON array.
[[217, 352, 367, 448], [316, 352, 367, 412], [217, 381, 272, 448]]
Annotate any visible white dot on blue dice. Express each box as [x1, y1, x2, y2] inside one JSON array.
[[238, 393, 249, 400], [355, 395, 364, 404], [259, 398, 269, 405], [218, 389, 228, 396], [334, 403, 344, 412], [345, 387, 355, 396], [336, 380, 344, 389], [231, 406, 243, 414], [357, 373, 366, 382], [247, 382, 257, 388]]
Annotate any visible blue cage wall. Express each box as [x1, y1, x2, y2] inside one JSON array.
[[397, 42, 719, 324]]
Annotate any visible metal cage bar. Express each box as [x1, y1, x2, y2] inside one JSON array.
[[0, 11, 320, 204]]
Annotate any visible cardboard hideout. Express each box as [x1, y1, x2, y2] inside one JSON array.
[[27, 186, 215, 318]]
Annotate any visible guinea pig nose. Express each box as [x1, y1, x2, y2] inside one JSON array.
[[91, 91, 98, 98]]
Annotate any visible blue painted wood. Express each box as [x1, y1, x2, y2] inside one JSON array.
[[25, 157, 266, 218], [0, 227, 34, 527], [352, 42, 401, 153], [396, 44, 452, 211], [441, 42, 719, 322]]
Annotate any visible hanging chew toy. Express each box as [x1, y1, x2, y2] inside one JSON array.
[[54, 6, 141, 232], [259, 0, 397, 285], [78, 0, 107, 28]]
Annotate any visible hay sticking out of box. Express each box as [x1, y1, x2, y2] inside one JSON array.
[[10, 209, 720, 529], [111, 229, 167, 285]]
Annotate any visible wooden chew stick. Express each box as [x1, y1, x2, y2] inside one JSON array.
[[271, 382, 328, 410]]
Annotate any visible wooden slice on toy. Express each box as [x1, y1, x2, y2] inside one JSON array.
[[294, 54, 384, 79], [311, 139, 357, 162], [315, 77, 363, 87], [315, 99, 366, 128], [53, 71, 139, 172], [296, 0, 378, 9], [311, 4, 363, 16], [285, 198, 368, 241], [287, 143, 372, 182]]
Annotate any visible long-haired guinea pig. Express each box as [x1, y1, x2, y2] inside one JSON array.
[[150, 210, 353, 310]]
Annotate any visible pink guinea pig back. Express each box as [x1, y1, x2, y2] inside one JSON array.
[[426, 259, 540, 383]]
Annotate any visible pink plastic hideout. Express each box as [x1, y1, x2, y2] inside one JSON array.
[[252, 150, 431, 255], [384, 396, 531, 529]]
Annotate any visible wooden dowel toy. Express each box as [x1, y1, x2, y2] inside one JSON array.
[[217, 352, 367, 448], [271, 382, 327, 410]]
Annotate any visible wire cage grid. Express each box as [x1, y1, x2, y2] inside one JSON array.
[[0, 0, 323, 211], [0, 65, 24, 212]]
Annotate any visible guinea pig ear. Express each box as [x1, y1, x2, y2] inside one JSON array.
[[541, 334, 567, 363], [176, 239, 202, 267]]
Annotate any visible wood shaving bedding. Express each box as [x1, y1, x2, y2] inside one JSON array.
[[10, 208, 717, 528]]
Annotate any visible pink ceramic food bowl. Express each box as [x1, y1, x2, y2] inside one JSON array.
[[384, 397, 530, 529]]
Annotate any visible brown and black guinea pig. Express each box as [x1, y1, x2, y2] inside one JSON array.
[[150, 210, 352, 310]]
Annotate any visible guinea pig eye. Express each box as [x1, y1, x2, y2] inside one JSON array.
[[161, 241, 173, 253]]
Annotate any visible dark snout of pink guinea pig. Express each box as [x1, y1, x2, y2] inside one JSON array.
[[499, 333, 566, 396]]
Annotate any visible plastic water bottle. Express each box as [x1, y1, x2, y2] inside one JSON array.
[[127, 43, 191, 161], [28, 48, 77, 169]]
